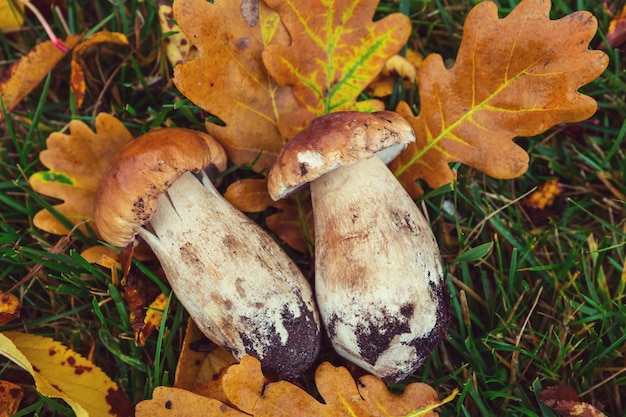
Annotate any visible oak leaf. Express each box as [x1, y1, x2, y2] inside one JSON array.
[[0, 35, 81, 120], [173, 0, 298, 170], [389, 0, 609, 197], [29, 113, 134, 236], [262, 0, 411, 137], [137, 356, 446, 417], [0, 331, 133, 417]]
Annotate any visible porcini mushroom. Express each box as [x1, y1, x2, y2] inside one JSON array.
[[267, 111, 449, 382], [94, 128, 320, 379]]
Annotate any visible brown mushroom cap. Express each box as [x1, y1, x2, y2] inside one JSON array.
[[94, 128, 227, 247], [267, 111, 415, 200]]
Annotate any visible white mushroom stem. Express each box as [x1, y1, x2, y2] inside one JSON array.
[[136, 171, 320, 379], [311, 156, 448, 382]]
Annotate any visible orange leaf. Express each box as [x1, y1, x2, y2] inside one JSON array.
[[0, 35, 81, 120], [221, 356, 442, 417], [224, 178, 274, 213], [0, 379, 23, 417], [173, 0, 298, 170], [0, 291, 20, 326], [139, 356, 447, 417], [70, 31, 129, 108], [262, 0, 411, 136], [29, 113, 134, 236], [389, 0, 608, 198], [136, 386, 249, 417], [0, 331, 133, 417]]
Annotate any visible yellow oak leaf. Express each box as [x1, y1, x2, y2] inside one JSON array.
[[29, 113, 134, 236], [0, 331, 133, 417], [0, 35, 81, 120], [389, 0, 608, 198], [173, 0, 298, 171], [261, 0, 411, 137]]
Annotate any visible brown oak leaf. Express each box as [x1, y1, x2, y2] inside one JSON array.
[[389, 0, 609, 198], [173, 0, 298, 171]]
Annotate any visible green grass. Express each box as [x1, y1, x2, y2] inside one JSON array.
[[1, 0, 625, 416]]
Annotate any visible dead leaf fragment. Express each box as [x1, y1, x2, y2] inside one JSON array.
[[173, 0, 297, 170], [29, 113, 134, 236], [262, 0, 411, 136], [0, 291, 20, 326], [0, 0, 24, 32], [70, 31, 129, 108], [135, 386, 248, 417], [522, 178, 562, 208], [0, 331, 133, 417], [158, 0, 191, 67], [538, 385, 607, 417], [0, 35, 81, 120], [389, 0, 609, 197], [0, 379, 23, 416], [606, 5, 626, 49]]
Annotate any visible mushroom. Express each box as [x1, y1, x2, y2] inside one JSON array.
[[93, 127, 320, 379], [267, 111, 449, 382]]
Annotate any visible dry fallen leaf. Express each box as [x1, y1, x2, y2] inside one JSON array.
[[0, 0, 24, 32], [136, 386, 249, 417], [29, 113, 134, 236], [158, 0, 192, 67], [0, 291, 20, 326], [538, 385, 607, 417], [138, 356, 449, 417], [522, 179, 562, 211], [0, 35, 81, 120], [224, 356, 441, 417], [262, 0, 411, 137], [389, 0, 609, 197], [0, 331, 133, 417], [174, 319, 237, 404], [173, 0, 297, 170], [70, 31, 129, 108], [605, 5, 626, 49], [0, 379, 23, 417]]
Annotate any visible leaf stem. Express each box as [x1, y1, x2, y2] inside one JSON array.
[[18, 0, 68, 52]]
